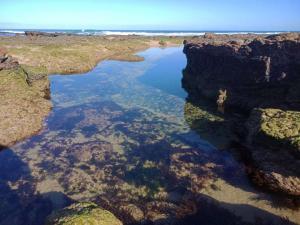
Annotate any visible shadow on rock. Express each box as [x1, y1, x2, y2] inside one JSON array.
[[183, 96, 239, 150]]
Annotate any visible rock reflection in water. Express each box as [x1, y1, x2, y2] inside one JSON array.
[[0, 47, 299, 225]]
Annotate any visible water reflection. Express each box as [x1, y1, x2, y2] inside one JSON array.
[[0, 47, 298, 225]]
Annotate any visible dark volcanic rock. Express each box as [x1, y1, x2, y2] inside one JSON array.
[[0, 47, 19, 70], [182, 33, 300, 196], [182, 33, 300, 111]]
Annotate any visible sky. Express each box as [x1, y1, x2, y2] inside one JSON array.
[[0, 0, 300, 31]]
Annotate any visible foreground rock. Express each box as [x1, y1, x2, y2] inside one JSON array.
[[46, 202, 123, 225], [182, 33, 300, 196], [246, 108, 300, 196]]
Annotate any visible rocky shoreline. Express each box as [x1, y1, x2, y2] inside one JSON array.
[[182, 33, 300, 197]]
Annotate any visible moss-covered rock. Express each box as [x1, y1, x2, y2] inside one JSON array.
[[246, 108, 300, 196], [247, 108, 300, 158], [21, 64, 48, 83], [0, 67, 51, 147], [46, 202, 123, 225]]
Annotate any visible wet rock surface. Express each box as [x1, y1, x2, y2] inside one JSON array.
[[182, 33, 300, 197]]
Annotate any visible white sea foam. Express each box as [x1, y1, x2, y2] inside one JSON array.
[[90, 31, 284, 36], [99, 31, 206, 36], [0, 30, 25, 34]]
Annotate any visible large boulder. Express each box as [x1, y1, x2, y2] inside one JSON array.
[[182, 33, 300, 111], [45, 202, 123, 225], [246, 108, 300, 196]]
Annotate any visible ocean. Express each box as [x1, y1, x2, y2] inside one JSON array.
[[0, 29, 285, 36]]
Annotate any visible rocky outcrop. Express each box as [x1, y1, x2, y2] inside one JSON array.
[[183, 33, 300, 111], [45, 202, 123, 225], [0, 47, 19, 70], [182, 33, 300, 196], [25, 31, 60, 37]]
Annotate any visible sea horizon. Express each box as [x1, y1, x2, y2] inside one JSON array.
[[0, 28, 297, 36]]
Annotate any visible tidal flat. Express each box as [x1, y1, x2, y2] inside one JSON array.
[[0, 39, 299, 225]]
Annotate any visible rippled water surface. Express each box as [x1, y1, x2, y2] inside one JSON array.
[[0, 47, 299, 225]]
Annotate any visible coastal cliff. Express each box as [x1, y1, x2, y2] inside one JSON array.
[[182, 33, 300, 196]]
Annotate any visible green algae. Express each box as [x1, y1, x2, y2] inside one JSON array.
[[46, 202, 122, 225], [250, 108, 300, 155], [0, 65, 51, 146]]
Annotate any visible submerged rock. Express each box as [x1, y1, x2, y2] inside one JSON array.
[[119, 204, 144, 223], [46, 202, 123, 225]]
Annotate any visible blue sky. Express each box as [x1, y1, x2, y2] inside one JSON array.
[[1, 0, 299, 31]]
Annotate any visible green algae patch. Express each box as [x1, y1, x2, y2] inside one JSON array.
[[248, 108, 300, 156], [46, 202, 123, 225]]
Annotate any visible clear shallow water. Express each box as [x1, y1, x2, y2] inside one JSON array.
[[0, 47, 299, 225]]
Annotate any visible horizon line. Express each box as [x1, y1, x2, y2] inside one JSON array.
[[0, 28, 299, 32]]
